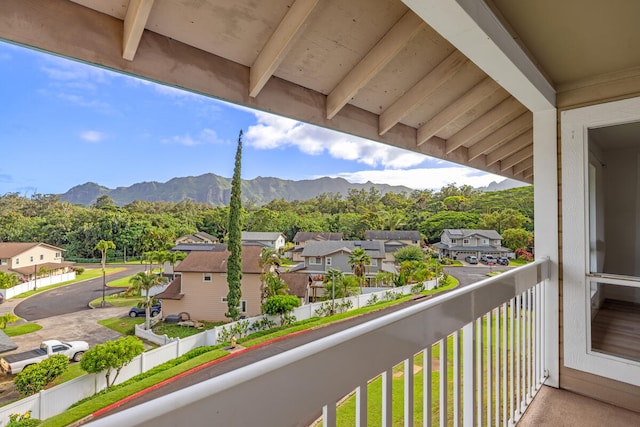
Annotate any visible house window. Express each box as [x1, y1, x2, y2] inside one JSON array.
[[55, 252, 61, 258], [0, 259, 7, 266], [369, 259, 377, 267], [15, 258, 19, 265], [326, 257, 332, 266], [30, 256, 34, 262], [221, 297, 227, 303], [309, 257, 322, 265], [483, 239, 488, 244], [40, 254, 44, 260], [463, 239, 469, 244], [240, 300, 247, 313], [203, 273, 212, 282]]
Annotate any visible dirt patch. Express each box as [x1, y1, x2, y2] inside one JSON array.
[[0, 376, 19, 406]]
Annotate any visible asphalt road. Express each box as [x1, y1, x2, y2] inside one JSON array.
[[443, 264, 511, 287], [14, 264, 147, 321]]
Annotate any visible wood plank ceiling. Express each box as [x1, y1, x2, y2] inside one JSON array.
[[2, 0, 535, 182]]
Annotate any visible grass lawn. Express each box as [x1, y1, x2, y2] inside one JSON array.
[[152, 321, 223, 339], [4, 323, 42, 337], [89, 291, 144, 309], [98, 317, 144, 335]]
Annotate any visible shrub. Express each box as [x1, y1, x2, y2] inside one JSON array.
[[74, 267, 85, 276], [14, 354, 69, 396], [515, 248, 533, 262], [80, 336, 144, 388], [7, 411, 39, 427], [263, 295, 301, 325]]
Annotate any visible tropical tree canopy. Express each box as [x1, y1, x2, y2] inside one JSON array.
[[393, 245, 424, 264], [348, 248, 371, 284], [128, 272, 168, 329]]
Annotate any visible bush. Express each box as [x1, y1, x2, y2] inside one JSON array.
[[74, 267, 85, 276], [14, 354, 69, 396], [7, 411, 39, 427], [263, 295, 300, 325], [515, 248, 533, 262]]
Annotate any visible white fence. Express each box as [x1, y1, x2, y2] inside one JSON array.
[[4, 272, 76, 299], [0, 278, 436, 424]]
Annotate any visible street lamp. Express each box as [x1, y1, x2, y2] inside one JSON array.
[[331, 269, 335, 315]]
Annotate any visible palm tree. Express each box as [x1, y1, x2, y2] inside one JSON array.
[[164, 251, 186, 279], [95, 240, 116, 307], [348, 247, 370, 287], [128, 272, 168, 330]]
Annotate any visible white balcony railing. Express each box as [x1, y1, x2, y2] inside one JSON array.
[[90, 259, 550, 427]]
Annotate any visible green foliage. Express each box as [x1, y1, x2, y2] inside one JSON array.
[[74, 267, 85, 276], [0, 312, 19, 328], [323, 270, 360, 299], [263, 295, 300, 325], [393, 245, 424, 263], [80, 336, 145, 388], [477, 208, 530, 234], [348, 248, 370, 285], [501, 227, 533, 251], [226, 131, 244, 321], [7, 411, 39, 427], [14, 354, 69, 396], [0, 271, 19, 289]]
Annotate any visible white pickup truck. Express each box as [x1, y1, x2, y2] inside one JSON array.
[[0, 339, 89, 375]]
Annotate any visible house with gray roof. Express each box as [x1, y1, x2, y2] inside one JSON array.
[[175, 231, 218, 245], [434, 229, 509, 261], [365, 230, 422, 262], [241, 232, 286, 252], [299, 240, 386, 283], [290, 232, 343, 262]]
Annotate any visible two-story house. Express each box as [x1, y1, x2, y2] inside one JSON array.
[[241, 232, 286, 253], [0, 242, 73, 282], [365, 230, 422, 262], [175, 232, 218, 245], [299, 240, 385, 282], [289, 232, 343, 262], [156, 245, 263, 322], [435, 229, 509, 261]]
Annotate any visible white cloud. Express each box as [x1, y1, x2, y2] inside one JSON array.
[[80, 131, 108, 143], [330, 167, 508, 190], [163, 128, 227, 146], [245, 111, 427, 169]]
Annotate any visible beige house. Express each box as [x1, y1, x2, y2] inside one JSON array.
[[175, 232, 218, 245], [156, 245, 263, 322], [0, 242, 73, 281], [7, 0, 640, 423]]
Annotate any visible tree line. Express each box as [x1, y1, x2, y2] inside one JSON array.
[[0, 183, 533, 260]]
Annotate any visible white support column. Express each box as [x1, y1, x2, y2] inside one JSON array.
[[382, 369, 393, 427], [533, 108, 559, 387]]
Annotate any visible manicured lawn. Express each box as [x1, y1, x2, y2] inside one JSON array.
[[4, 323, 42, 337], [89, 291, 144, 308], [98, 317, 144, 335], [152, 321, 222, 339]]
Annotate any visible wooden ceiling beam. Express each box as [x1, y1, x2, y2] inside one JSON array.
[[486, 129, 533, 166], [445, 96, 526, 153], [326, 11, 425, 119], [467, 112, 531, 160], [500, 146, 532, 171], [417, 78, 501, 146], [378, 50, 468, 135], [513, 157, 533, 175], [122, 0, 155, 61], [249, 0, 320, 98], [523, 168, 534, 179]]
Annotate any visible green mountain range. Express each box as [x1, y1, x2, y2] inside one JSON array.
[[59, 173, 415, 206]]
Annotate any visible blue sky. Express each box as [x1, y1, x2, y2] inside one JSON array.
[[0, 40, 509, 196]]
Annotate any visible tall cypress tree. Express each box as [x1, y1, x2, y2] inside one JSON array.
[[225, 130, 243, 321]]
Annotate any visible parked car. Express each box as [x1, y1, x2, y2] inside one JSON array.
[[480, 255, 496, 264], [0, 340, 89, 374], [129, 302, 162, 318], [465, 255, 478, 264], [497, 256, 510, 266]]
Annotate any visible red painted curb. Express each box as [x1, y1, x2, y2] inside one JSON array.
[[92, 327, 313, 418]]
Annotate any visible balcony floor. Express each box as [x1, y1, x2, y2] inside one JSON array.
[[518, 385, 640, 426]]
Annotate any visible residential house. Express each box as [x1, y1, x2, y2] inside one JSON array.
[[12, 0, 640, 423], [365, 230, 422, 262], [434, 229, 509, 261], [156, 245, 262, 322], [0, 242, 73, 282], [300, 240, 386, 281], [241, 232, 286, 252], [290, 232, 343, 262], [175, 232, 218, 245]]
